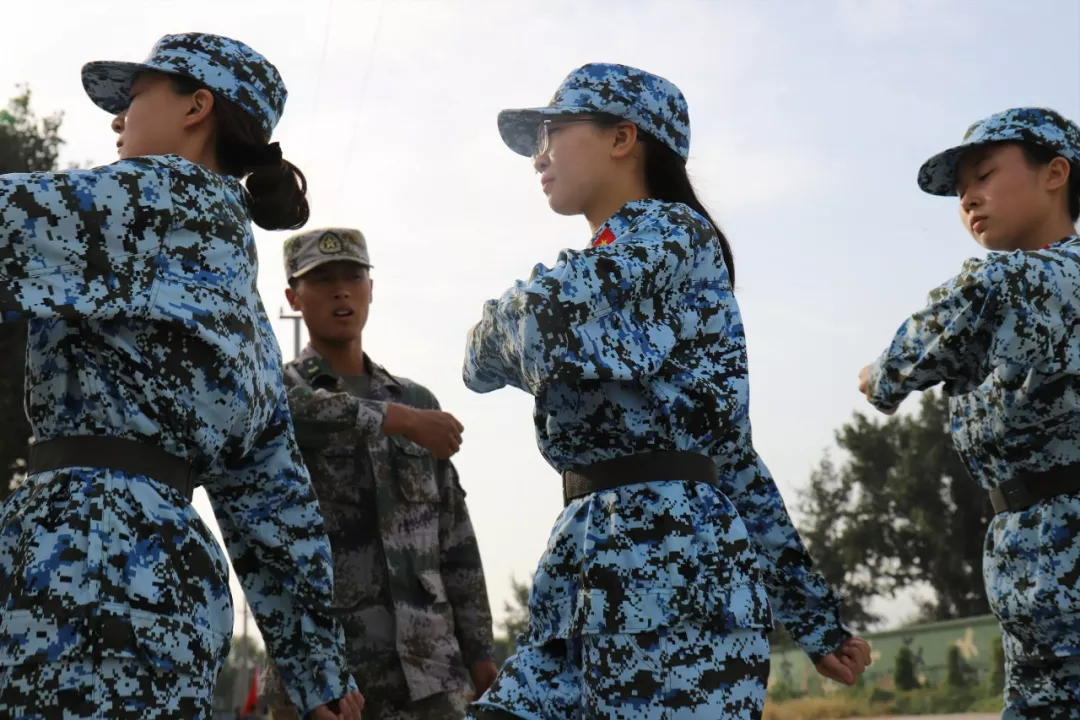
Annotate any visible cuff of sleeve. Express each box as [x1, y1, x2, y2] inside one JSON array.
[[786, 608, 852, 665], [461, 637, 496, 665], [355, 398, 389, 437], [866, 358, 901, 413], [288, 666, 357, 717]]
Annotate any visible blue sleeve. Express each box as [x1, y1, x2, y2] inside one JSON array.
[[0, 158, 173, 320], [463, 216, 690, 394], [205, 387, 356, 715], [867, 258, 1012, 412], [718, 448, 851, 663]]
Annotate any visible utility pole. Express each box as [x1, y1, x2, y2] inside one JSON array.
[[279, 308, 304, 360]]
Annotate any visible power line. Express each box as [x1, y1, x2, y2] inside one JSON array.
[[331, 0, 386, 217], [303, 0, 336, 161]]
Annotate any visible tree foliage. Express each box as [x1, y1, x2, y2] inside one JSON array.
[[797, 391, 993, 631]]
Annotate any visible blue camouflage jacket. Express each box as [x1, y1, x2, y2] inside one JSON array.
[[0, 155, 356, 712], [464, 197, 849, 662], [867, 235, 1080, 658]]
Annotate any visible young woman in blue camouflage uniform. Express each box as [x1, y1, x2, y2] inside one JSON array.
[[462, 63, 872, 719], [0, 33, 363, 720], [860, 107, 1080, 718]]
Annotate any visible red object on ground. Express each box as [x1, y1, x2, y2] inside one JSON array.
[[241, 669, 258, 715]]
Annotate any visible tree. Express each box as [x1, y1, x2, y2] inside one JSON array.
[[492, 577, 531, 667], [946, 645, 975, 688], [894, 640, 918, 691], [501, 576, 531, 647], [0, 86, 66, 503], [797, 391, 993, 629], [795, 454, 883, 629], [987, 636, 1006, 696]]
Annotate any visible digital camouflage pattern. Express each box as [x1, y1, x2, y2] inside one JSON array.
[[1000, 645, 1080, 719], [472, 626, 769, 720], [866, 236, 1080, 713], [283, 226, 372, 281], [463, 198, 849, 716], [918, 107, 1080, 196], [498, 63, 691, 160], [82, 32, 287, 137], [0, 156, 354, 719], [261, 347, 494, 720]]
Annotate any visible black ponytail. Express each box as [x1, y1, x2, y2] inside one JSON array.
[[168, 75, 310, 231], [592, 113, 736, 287]]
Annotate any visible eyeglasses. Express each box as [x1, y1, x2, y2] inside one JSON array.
[[534, 118, 597, 158]]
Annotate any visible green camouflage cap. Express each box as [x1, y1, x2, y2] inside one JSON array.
[[283, 227, 371, 280]]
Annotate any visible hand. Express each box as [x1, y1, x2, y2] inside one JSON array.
[[385, 404, 464, 459], [815, 636, 873, 686], [858, 365, 871, 397], [471, 659, 499, 699], [858, 365, 896, 415], [307, 691, 365, 720]]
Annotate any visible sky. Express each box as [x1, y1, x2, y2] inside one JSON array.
[[2, 0, 1078, 649]]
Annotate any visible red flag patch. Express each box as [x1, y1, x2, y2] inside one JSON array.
[[592, 227, 616, 248]]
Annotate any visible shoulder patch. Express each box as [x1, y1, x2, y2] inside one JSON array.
[[300, 357, 326, 383]]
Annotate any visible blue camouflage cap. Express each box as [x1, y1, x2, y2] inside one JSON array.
[[498, 63, 691, 161], [82, 32, 287, 138], [919, 107, 1080, 196]]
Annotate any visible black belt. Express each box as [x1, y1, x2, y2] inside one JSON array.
[[27, 436, 199, 502], [25, 435, 372, 619], [989, 463, 1080, 514], [562, 451, 717, 506]]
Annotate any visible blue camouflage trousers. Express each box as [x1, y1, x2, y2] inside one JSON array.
[[0, 468, 233, 719], [0, 656, 218, 719], [1001, 630, 1080, 719], [466, 625, 769, 719], [984, 495, 1080, 718]]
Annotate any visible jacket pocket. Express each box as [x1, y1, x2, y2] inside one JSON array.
[[391, 436, 439, 503]]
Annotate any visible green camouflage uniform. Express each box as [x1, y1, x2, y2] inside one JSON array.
[[261, 228, 495, 720]]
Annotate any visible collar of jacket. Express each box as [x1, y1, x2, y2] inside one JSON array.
[[294, 345, 403, 397]]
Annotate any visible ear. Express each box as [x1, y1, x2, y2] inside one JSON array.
[[285, 286, 300, 311], [182, 88, 215, 129], [367, 278, 374, 304], [1045, 155, 1072, 193], [609, 122, 639, 160]]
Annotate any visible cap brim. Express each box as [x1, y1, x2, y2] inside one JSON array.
[[497, 106, 595, 157], [917, 144, 975, 196], [81, 60, 157, 115], [290, 257, 372, 280]]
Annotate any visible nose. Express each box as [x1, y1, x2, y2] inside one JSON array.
[[332, 285, 352, 299], [532, 151, 549, 175], [960, 187, 980, 214], [111, 112, 126, 135]]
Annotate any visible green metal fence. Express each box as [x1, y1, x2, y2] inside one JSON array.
[[768, 614, 1003, 696]]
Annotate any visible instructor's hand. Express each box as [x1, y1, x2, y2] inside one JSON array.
[[471, 659, 499, 699], [384, 404, 464, 459]]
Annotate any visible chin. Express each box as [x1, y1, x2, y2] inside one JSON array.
[[546, 194, 582, 217], [974, 232, 1023, 252], [312, 327, 356, 345]]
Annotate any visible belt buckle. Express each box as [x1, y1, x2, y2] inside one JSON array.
[[1001, 481, 1034, 512]]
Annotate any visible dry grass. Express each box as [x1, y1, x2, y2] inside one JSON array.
[[762, 696, 888, 720]]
